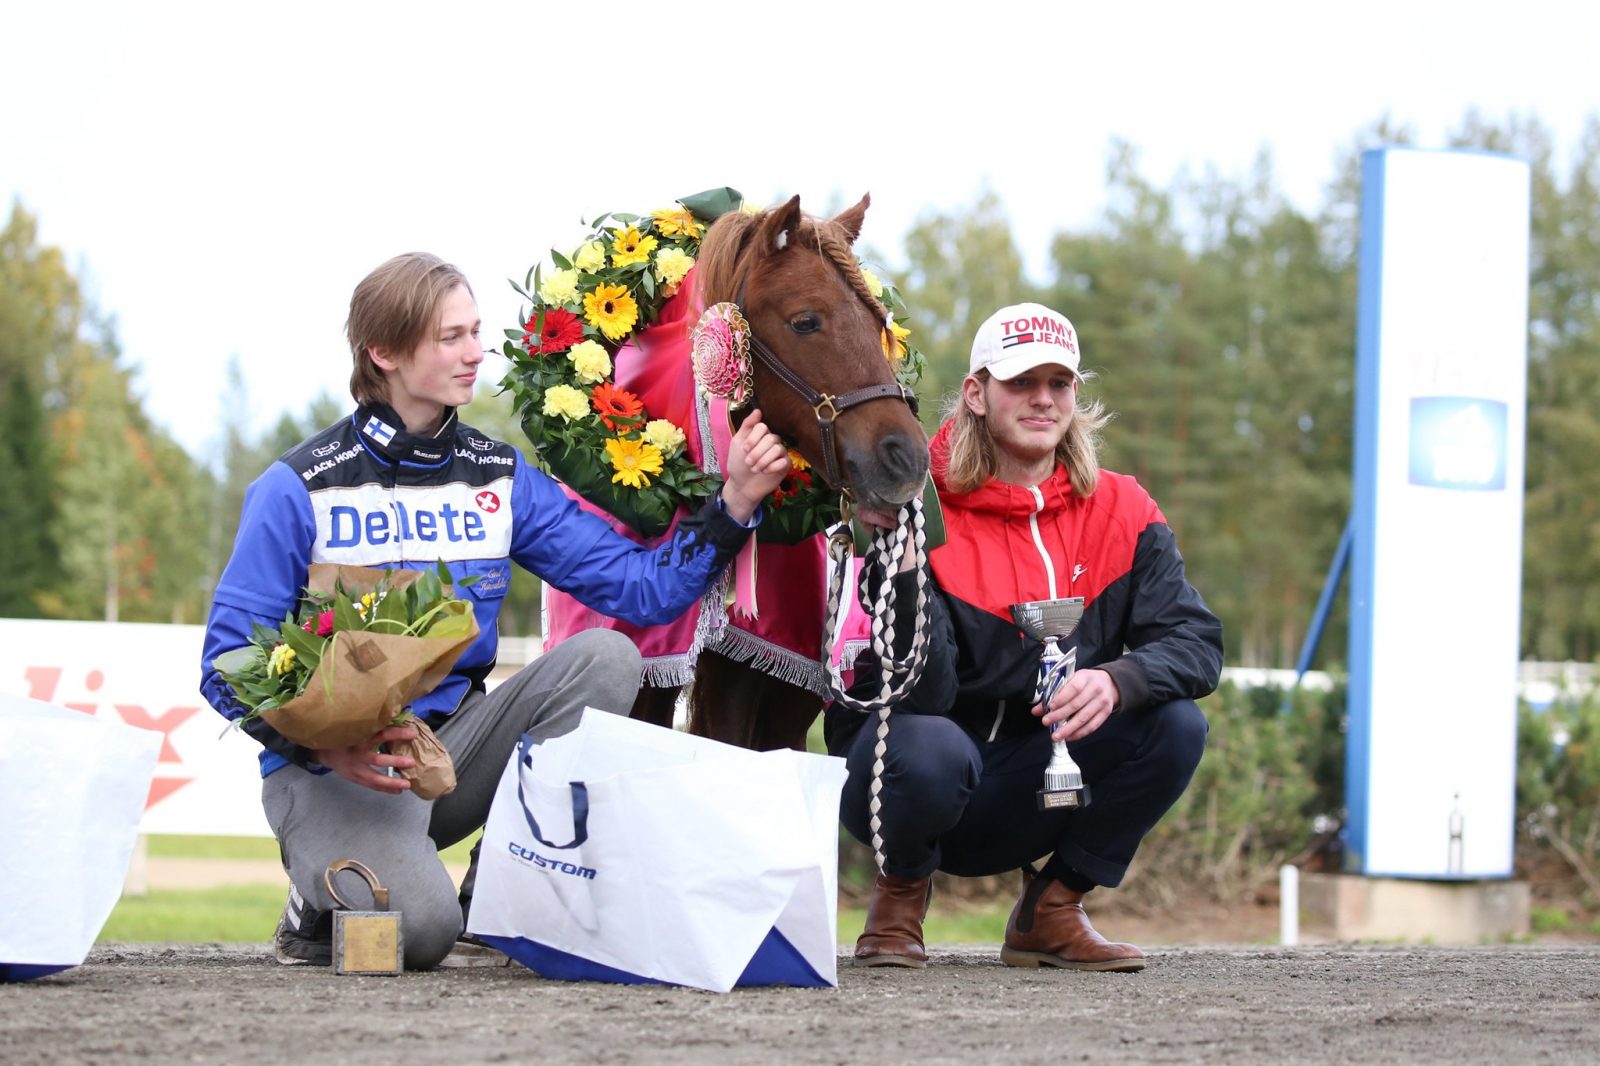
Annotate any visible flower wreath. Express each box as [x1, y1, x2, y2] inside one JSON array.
[[500, 187, 926, 542]]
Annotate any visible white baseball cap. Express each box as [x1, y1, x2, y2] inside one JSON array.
[[969, 302, 1081, 381]]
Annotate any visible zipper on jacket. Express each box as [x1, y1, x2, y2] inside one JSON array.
[[987, 699, 1006, 742], [1026, 486, 1058, 600]]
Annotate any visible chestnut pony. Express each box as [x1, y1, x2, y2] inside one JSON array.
[[544, 193, 928, 751]]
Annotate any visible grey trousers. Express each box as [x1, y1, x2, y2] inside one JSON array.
[[261, 629, 641, 969]]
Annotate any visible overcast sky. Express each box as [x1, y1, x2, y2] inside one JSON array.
[[5, 0, 1595, 461]]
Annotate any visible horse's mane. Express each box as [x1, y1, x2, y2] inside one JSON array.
[[697, 205, 887, 323]]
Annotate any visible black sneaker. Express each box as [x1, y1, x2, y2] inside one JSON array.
[[273, 884, 332, 966]]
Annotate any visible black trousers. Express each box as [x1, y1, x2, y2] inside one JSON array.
[[835, 700, 1208, 887]]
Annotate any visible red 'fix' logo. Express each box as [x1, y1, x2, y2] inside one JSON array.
[[475, 491, 501, 513]]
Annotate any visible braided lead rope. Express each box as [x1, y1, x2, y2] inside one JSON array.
[[821, 497, 931, 872]]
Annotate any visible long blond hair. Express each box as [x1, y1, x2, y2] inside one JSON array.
[[941, 369, 1111, 496]]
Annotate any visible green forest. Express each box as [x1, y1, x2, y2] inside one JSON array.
[[4, 112, 1597, 670]]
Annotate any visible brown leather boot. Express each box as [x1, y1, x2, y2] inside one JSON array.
[[1000, 868, 1145, 972], [853, 873, 932, 968]]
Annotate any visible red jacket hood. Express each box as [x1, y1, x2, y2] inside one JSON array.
[[929, 419, 1159, 622]]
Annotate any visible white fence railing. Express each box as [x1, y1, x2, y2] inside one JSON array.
[[6, 616, 1596, 839]]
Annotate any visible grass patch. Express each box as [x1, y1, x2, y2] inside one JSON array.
[[106, 834, 484, 944], [100, 885, 285, 943], [1530, 905, 1571, 934], [144, 833, 480, 866]]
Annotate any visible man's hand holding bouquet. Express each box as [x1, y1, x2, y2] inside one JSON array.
[[211, 562, 480, 799]]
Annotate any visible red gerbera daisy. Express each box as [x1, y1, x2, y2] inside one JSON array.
[[523, 307, 585, 354], [769, 469, 813, 506], [591, 381, 644, 431]]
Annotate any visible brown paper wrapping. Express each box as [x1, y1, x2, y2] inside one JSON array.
[[259, 564, 479, 751], [390, 717, 457, 800]]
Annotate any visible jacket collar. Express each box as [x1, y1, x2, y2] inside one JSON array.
[[353, 403, 457, 467]]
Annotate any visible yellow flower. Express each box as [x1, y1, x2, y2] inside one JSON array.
[[583, 283, 639, 340], [739, 201, 763, 215], [609, 227, 659, 267], [643, 418, 687, 458], [568, 339, 612, 384], [654, 247, 695, 288], [573, 240, 607, 273], [882, 318, 912, 362], [651, 208, 702, 239], [268, 643, 297, 676], [787, 449, 811, 472], [542, 384, 590, 421], [860, 268, 884, 298], [538, 268, 580, 306], [605, 436, 665, 489]]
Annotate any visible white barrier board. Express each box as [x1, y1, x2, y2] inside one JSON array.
[[4, 619, 272, 837]]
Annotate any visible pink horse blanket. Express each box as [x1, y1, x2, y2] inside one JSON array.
[[541, 275, 867, 693]]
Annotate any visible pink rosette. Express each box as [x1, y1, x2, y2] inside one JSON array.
[[691, 302, 753, 409]]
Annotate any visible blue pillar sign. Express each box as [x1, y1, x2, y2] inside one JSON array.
[[1346, 148, 1530, 879]]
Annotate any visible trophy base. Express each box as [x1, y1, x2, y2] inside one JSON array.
[[1037, 783, 1091, 811]]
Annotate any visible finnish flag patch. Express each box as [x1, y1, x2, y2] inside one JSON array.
[[363, 415, 396, 446]]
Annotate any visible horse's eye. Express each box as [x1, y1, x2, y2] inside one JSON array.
[[789, 313, 822, 335]]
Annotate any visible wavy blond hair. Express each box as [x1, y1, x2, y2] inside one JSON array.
[[941, 369, 1111, 497]]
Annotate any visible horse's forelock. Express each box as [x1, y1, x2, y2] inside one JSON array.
[[698, 206, 886, 330]]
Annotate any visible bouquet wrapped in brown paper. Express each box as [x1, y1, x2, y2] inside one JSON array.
[[211, 562, 479, 799]]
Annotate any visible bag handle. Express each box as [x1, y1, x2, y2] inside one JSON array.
[[515, 733, 589, 850]]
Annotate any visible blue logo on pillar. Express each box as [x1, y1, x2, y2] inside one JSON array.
[[1408, 397, 1507, 491]]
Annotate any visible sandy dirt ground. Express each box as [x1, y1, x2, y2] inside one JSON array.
[[6, 943, 1598, 1065]]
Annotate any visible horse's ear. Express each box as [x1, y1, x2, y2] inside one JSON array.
[[832, 194, 871, 244], [758, 195, 803, 254]]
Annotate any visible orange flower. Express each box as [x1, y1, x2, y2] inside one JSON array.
[[591, 381, 644, 431], [770, 469, 813, 506]]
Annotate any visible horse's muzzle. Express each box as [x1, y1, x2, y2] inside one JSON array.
[[847, 431, 930, 510]]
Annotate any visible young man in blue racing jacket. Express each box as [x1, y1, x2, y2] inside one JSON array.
[[200, 252, 790, 970], [832, 301, 1222, 972]]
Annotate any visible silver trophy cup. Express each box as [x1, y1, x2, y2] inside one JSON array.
[[1011, 597, 1092, 810]]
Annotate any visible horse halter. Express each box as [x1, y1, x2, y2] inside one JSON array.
[[740, 328, 917, 495], [726, 267, 919, 496]]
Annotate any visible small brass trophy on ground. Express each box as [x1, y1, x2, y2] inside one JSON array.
[[326, 859, 403, 975], [1011, 597, 1092, 811]]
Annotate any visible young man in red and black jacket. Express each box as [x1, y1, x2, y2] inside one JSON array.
[[827, 301, 1222, 972]]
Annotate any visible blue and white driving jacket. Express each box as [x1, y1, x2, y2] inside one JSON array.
[[200, 403, 750, 776]]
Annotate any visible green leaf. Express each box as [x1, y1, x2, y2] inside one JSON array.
[[333, 590, 363, 633], [424, 600, 475, 640], [375, 582, 409, 628], [277, 621, 324, 671], [212, 646, 260, 676], [551, 249, 573, 271], [679, 187, 744, 221]]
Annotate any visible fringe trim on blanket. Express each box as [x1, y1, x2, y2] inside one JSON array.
[[839, 639, 869, 673], [707, 626, 829, 697], [639, 653, 697, 690]]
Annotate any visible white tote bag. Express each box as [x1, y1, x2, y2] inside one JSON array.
[[1, 695, 161, 982], [468, 708, 847, 992]]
